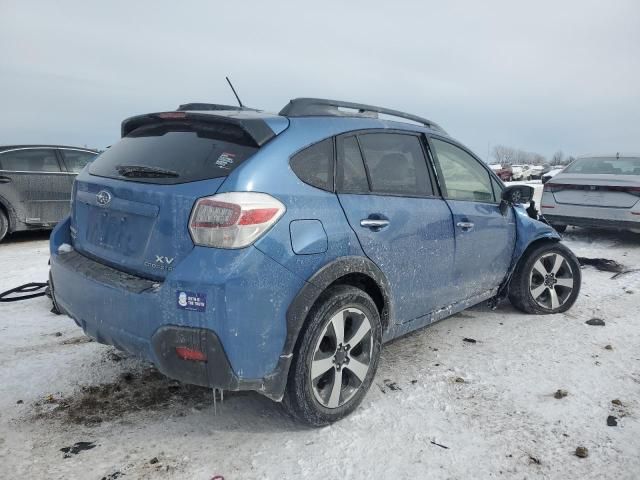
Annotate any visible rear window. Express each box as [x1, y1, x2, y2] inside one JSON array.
[[0, 148, 60, 172], [563, 157, 640, 175], [0, 148, 61, 172], [290, 138, 334, 191], [61, 149, 97, 173], [336, 136, 369, 194], [89, 122, 258, 184]]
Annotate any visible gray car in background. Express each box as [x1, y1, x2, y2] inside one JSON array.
[[541, 154, 640, 233], [0, 145, 98, 241]]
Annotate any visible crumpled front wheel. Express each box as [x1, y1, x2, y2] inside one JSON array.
[[509, 242, 581, 314]]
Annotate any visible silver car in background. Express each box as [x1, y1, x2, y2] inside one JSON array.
[[0, 145, 98, 241], [540, 154, 640, 233]]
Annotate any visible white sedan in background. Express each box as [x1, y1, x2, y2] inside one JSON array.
[[541, 154, 640, 233], [511, 164, 532, 180]]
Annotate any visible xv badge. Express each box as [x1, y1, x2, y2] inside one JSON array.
[[155, 255, 175, 265]]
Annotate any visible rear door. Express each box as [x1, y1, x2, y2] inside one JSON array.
[[429, 137, 515, 300], [0, 147, 69, 225], [336, 131, 456, 324]]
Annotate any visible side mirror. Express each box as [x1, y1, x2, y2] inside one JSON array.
[[500, 185, 534, 215], [502, 185, 534, 204]]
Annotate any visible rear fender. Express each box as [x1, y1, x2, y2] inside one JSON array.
[[265, 256, 393, 399]]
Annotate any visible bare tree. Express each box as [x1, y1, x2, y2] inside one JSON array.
[[492, 144, 547, 165], [492, 145, 517, 165], [530, 153, 547, 166], [550, 150, 564, 166]]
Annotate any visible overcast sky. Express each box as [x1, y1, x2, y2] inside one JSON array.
[[1, 0, 639, 160]]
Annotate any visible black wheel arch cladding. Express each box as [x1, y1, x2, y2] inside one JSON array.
[[285, 255, 392, 356]]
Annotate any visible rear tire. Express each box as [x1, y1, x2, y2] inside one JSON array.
[[0, 210, 8, 242], [509, 242, 581, 314], [283, 285, 382, 426]]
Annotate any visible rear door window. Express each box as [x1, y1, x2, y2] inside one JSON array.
[[336, 136, 369, 194], [358, 133, 433, 196], [0, 149, 61, 172], [88, 122, 258, 184], [60, 149, 97, 173], [431, 138, 496, 202], [290, 138, 334, 191]]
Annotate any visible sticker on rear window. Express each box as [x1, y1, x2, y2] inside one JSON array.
[[176, 291, 207, 312], [215, 152, 235, 169]]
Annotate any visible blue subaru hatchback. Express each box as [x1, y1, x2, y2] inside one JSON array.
[[49, 98, 581, 425]]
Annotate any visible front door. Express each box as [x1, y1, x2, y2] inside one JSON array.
[[335, 132, 456, 324], [429, 137, 516, 300]]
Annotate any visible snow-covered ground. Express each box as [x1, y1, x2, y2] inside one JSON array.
[[0, 228, 639, 479]]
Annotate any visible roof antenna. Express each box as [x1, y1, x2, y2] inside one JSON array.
[[226, 76, 244, 108]]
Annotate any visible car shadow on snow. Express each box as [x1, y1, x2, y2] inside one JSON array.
[[1, 229, 51, 245], [562, 226, 640, 246]]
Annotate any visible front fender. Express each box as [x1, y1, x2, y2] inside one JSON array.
[[512, 206, 561, 265]]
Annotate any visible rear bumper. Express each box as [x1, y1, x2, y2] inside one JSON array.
[[49, 217, 305, 399], [544, 214, 640, 231], [540, 191, 640, 231]]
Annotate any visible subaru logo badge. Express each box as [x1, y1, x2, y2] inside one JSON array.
[[96, 190, 112, 206]]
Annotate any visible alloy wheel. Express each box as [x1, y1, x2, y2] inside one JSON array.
[[529, 252, 575, 310], [310, 307, 373, 409]]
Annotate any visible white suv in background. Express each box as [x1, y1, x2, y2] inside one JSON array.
[[511, 164, 532, 181]]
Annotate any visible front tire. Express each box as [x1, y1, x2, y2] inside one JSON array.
[[284, 285, 382, 426], [509, 242, 581, 314]]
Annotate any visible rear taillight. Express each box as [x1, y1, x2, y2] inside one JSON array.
[[188, 192, 285, 248], [544, 183, 640, 196], [543, 183, 565, 193], [157, 112, 187, 120]]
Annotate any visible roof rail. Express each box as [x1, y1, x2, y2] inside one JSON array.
[[279, 98, 446, 134]]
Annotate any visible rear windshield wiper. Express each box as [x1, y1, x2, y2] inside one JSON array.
[[116, 165, 179, 178]]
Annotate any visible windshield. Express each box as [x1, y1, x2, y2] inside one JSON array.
[[564, 157, 640, 176]]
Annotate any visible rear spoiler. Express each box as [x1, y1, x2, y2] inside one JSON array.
[[121, 111, 276, 147]]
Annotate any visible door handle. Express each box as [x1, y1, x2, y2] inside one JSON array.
[[360, 218, 390, 230], [456, 221, 474, 231], [0, 176, 11, 184]]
